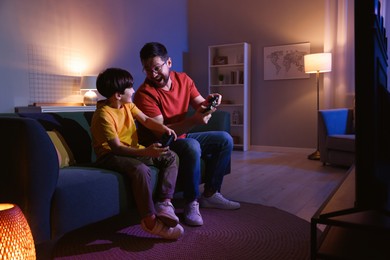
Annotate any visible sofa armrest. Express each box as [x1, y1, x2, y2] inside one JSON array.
[[187, 110, 231, 133], [19, 112, 94, 164], [0, 117, 59, 243]]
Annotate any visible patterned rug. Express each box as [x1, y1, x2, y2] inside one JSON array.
[[43, 202, 318, 260]]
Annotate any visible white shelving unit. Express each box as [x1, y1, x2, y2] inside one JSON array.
[[15, 106, 96, 113], [208, 42, 251, 151]]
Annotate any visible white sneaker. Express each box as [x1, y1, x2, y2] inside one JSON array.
[[155, 201, 179, 227], [141, 218, 184, 240], [199, 192, 240, 210], [184, 201, 204, 226]]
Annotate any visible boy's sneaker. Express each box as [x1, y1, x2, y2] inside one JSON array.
[[155, 201, 179, 227], [199, 192, 241, 210], [184, 201, 203, 226], [141, 218, 184, 240]]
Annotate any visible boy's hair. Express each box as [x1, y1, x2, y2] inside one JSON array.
[[140, 42, 169, 63], [96, 68, 134, 98]]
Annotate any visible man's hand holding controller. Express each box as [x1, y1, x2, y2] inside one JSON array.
[[159, 133, 175, 147], [203, 94, 221, 113], [193, 94, 222, 125]]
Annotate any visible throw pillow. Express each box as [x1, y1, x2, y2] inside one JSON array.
[[54, 146, 62, 167], [47, 130, 76, 168]]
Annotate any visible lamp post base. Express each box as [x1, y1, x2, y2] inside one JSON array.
[[308, 150, 320, 160]]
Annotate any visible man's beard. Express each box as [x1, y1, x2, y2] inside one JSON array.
[[146, 74, 169, 88]]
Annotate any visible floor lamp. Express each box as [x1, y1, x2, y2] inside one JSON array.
[[304, 53, 332, 160]]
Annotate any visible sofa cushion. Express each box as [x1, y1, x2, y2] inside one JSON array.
[[47, 130, 76, 167], [51, 167, 128, 238], [326, 134, 355, 152]]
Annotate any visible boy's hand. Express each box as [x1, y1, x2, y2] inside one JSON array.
[[144, 143, 170, 157]]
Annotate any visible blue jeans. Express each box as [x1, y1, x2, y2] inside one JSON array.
[[170, 131, 233, 202]]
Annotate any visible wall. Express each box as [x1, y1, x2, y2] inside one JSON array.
[[0, 0, 187, 112], [0, 0, 353, 149], [187, 0, 328, 149]]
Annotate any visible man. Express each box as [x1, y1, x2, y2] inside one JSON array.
[[133, 42, 240, 227]]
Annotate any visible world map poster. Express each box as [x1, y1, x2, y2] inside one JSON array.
[[264, 42, 310, 80]]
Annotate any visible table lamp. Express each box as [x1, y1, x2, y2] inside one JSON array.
[[304, 53, 332, 160], [0, 203, 36, 259], [80, 76, 98, 106]]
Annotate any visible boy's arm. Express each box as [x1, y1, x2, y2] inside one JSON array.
[[134, 111, 177, 139], [149, 95, 216, 136]]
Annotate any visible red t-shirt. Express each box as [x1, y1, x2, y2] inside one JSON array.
[[134, 71, 200, 124]]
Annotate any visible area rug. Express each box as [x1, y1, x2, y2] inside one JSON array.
[[47, 202, 318, 260]]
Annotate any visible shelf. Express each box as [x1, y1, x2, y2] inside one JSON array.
[[210, 84, 244, 87], [233, 144, 244, 150], [210, 63, 244, 68], [15, 106, 96, 113], [208, 42, 251, 151], [219, 104, 244, 107]]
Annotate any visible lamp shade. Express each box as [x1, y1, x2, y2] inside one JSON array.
[[80, 76, 97, 90], [304, 53, 332, 74], [0, 203, 36, 259]]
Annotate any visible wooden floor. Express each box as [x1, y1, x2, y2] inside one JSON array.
[[219, 146, 349, 223]]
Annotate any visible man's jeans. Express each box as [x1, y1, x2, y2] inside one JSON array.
[[170, 131, 233, 202]]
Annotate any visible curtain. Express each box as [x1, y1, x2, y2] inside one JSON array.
[[323, 0, 355, 109]]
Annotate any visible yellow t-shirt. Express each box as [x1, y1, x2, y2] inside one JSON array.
[[91, 101, 144, 159]]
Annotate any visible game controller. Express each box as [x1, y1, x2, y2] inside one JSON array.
[[159, 133, 174, 147], [204, 95, 219, 112]]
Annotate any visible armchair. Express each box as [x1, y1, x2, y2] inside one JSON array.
[[318, 108, 355, 167]]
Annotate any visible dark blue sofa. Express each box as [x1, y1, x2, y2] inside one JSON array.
[[0, 110, 230, 245]]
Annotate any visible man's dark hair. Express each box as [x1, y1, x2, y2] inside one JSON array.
[[96, 68, 134, 98], [140, 42, 169, 63]]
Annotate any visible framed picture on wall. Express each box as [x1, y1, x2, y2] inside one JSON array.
[[264, 42, 310, 80]]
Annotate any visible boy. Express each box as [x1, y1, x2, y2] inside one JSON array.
[[90, 67, 183, 239]]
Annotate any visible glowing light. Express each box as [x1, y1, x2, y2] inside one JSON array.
[[67, 57, 86, 75]]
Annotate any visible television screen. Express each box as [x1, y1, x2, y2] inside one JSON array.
[[355, 0, 390, 212]]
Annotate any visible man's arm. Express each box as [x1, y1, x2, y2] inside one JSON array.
[[152, 114, 209, 136], [152, 95, 216, 136]]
